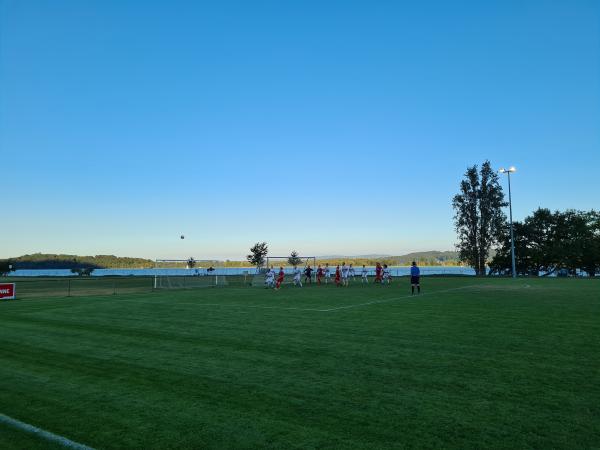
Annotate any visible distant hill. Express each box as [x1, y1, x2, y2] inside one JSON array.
[[6, 253, 155, 270], [392, 251, 459, 264], [314, 251, 460, 266]]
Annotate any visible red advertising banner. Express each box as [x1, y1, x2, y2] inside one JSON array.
[[0, 283, 16, 300]]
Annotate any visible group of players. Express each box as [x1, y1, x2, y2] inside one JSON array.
[[264, 261, 422, 294]]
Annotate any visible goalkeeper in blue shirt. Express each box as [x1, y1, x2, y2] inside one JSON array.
[[410, 261, 421, 294]]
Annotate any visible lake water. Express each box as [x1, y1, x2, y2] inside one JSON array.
[[10, 266, 476, 277]]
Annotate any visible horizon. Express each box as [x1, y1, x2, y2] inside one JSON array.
[[1, 1, 599, 260]]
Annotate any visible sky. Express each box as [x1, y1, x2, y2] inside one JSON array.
[[1, 0, 599, 260]]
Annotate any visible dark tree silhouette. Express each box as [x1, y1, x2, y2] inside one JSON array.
[[247, 242, 268, 270], [453, 161, 507, 275], [288, 251, 303, 266]]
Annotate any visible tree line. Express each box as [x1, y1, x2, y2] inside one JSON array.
[[489, 209, 600, 276], [2, 253, 156, 270]]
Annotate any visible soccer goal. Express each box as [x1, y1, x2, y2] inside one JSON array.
[[251, 256, 317, 287], [153, 259, 228, 290]]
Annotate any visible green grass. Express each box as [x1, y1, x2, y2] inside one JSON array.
[[0, 277, 598, 449], [2, 275, 250, 299]]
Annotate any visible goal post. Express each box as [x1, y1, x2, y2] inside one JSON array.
[[153, 259, 228, 290]]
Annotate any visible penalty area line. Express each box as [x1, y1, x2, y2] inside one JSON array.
[[0, 412, 94, 450], [321, 285, 486, 312], [175, 284, 487, 313]]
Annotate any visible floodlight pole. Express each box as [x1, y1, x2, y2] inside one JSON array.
[[499, 167, 517, 278]]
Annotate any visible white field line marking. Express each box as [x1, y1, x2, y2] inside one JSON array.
[[321, 285, 485, 312], [114, 283, 527, 313], [0, 412, 94, 450]]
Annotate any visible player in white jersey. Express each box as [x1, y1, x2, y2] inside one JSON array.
[[348, 264, 356, 281], [265, 266, 275, 288], [361, 265, 369, 283], [324, 263, 331, 284], [382, 264, 391, 284], [341, 262, 349, 286], [292, 266, 303, 287]]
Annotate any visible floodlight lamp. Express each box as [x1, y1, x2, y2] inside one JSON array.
[[509, 166, 516, 172], [499, 168, 506, 173]]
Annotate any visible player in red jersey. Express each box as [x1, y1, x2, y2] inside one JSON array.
[[335, 265, 341, 286], [316, 265, 324, 284], [374, 262, 383, 283], [275, 267, 285, 289]]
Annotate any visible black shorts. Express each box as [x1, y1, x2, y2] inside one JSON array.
[[410, 276, 420, 285]]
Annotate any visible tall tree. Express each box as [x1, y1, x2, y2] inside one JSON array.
[[247, 242, 268, 270], [288, 251, 302, 267], [453, 161, 507, 275], [559, 210, 600, 276], [523, 208, 559, 274]]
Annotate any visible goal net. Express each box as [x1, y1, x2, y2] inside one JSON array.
[[251, 256, 317, 287], [153, 259, 229, 290]]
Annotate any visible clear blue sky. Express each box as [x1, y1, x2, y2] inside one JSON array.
[[1, 0, 599, 260]]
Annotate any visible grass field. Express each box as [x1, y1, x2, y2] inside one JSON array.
[[0, 277, 599, 449]]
